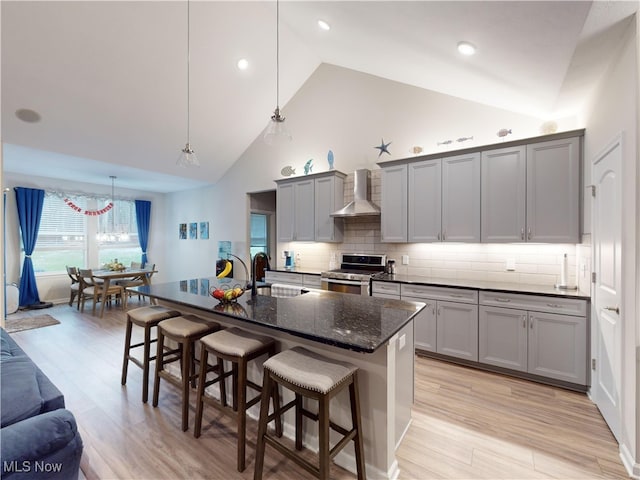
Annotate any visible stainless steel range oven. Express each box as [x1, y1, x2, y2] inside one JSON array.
[[321, 253, 386, 295]]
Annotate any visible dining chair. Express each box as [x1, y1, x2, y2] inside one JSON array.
[[66, 266, 81, 309], [117, 262, 151, 302], [78, 269, 126, 315]]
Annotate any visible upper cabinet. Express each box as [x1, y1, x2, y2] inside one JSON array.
[[381, 164, 408, 242], [383, 152, 480, 243], [481, 136, 580, 243], [276, 171, 345, 242], [380, 129, 584, 244]]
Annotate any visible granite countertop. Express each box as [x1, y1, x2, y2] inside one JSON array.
[[371, 273, 590, 300], [133, 279, 424, 353]]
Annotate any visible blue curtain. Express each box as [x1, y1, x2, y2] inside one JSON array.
[[15, 187, 45, 307], [135, 200, 151, 266]]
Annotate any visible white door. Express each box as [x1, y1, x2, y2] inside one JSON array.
[[591, 135, 622, 442]]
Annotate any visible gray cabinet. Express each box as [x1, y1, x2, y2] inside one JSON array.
[[526, 137, 580, 243], [276, 171, 345, 242], [481, 136, 580, 243], [481, 146, 526, 242], [314, 173, 345, 242], [400, 284, 478, 359], [397, 152, 480, 243], [441, 152, 480, 242], [479, 292, 587, 385], [381, 165, 408, 242], [371, 281, 400, 299]]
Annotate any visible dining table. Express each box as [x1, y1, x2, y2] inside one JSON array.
[[90, 267, 156, 317]]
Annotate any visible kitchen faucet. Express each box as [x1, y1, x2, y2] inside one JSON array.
[[251, 252, 271, 296]]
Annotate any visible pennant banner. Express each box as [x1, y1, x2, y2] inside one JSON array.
[[64, 198, 113, 216]]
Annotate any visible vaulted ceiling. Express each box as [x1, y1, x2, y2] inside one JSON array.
[[2, 1, 637, 192]]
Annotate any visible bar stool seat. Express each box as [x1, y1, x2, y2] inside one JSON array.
[[194, 327, 282, 472], [152, 314, 220, 431], [254, 346, 366, 480], [121, 305, 182, 402]]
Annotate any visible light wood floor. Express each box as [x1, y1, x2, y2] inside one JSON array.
[[5, 303, 629, 479]]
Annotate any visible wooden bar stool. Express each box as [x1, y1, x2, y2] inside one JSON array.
[[254, 346, 366, 480], [152, 315, 220, 431], [194, 327, 282, 472], [121, 305, 182, 402]]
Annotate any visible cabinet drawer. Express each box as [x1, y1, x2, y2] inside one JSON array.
[[401, 284, 477, 304], [302, 274, 322, 288], [371, 281, 401, 296], [265, 271, 303, 286], [479, 291, 587, 317]]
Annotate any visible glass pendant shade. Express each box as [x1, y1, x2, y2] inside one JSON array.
[[177, 142, 200, 167], [263, 107, 292, 146]]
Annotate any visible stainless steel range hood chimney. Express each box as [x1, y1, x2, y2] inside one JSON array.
[[331, 169, 381, 217]]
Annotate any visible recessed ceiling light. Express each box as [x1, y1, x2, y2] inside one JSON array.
[[15, 108, 41, 123], [237, 58, 249, 70], [457, 41, 476, 56], [317, 19, 331, 31]]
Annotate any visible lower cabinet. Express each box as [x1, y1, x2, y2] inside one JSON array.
[[400, 284, 478, 360], [479, 292, 588, 385]]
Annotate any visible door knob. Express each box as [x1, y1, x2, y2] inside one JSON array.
[[604, 306, 620, 315]]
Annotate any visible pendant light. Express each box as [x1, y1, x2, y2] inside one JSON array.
[[96, 176, 129, 242], [177, 0, 200, 167], [263, 0, 292, 146]]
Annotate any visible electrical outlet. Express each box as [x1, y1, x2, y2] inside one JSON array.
[[402, 255, 409, 265], [506, 258, 516, 271]]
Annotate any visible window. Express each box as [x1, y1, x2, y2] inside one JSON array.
[[31, 194, 86, 273], [28, 192, 141, 274], [250, 213, 269, 258], [97, 200, 139, 266]]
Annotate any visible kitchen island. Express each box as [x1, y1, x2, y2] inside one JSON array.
[[132, 280, 425, 480]]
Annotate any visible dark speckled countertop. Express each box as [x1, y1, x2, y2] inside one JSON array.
[[371, 273, 590, 299], [133, 279, 425, 353]]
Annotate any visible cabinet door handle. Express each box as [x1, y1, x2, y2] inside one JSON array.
[[522, 315, 527, 328], [442, 230, 446, 241], [494, 298, 511, 303], [437, 307, 442, 316], [450, 293, 465, 298], [604, 306, 620, 315], [546, 303, 563, 309], [527, 228, 532, 240], [530, 317, 534, 329], [521, 228, 525, 240], [438, 232, 441, 241]]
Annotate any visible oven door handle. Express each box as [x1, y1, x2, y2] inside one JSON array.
[[321, 278, 364, 286]]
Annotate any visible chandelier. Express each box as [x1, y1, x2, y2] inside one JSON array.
[[96, 176, 130, 242]]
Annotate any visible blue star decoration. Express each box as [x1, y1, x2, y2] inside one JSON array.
[[375, 138, 392, 157]]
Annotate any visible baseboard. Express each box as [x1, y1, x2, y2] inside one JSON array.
[[620, 442, 640, 479]]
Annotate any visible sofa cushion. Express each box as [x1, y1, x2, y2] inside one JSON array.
[[0, 334, 12, 360], [1, 357, 43, 427]]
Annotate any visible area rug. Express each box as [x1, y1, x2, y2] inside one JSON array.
[[4, 314, 60, 334]]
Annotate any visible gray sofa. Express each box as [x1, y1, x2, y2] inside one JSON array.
[[1, 327, 83, 480]]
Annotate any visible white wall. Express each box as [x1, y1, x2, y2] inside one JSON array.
[[582, 15, 638, 475], [162, 63, 577, 283], [2, 172, 167, 304]]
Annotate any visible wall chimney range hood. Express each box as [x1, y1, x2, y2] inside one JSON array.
[[331, 169, 381, 217]]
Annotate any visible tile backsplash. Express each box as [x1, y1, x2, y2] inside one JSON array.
[[279, 170, 591, 296]]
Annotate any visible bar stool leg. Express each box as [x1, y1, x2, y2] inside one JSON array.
[[181, 340, 192, 431], [295, 393, 303, 450], [237, 358, 248, 472], [152, 329, 165, 407], [218, 357, 227, 407], [194, 347, 209, 438], [318, 395, 331, 480], [253, 372, 273, 480], [350, 373, 366, 480], [141, 324, 153, 403], [121, 317, 133, 386]]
